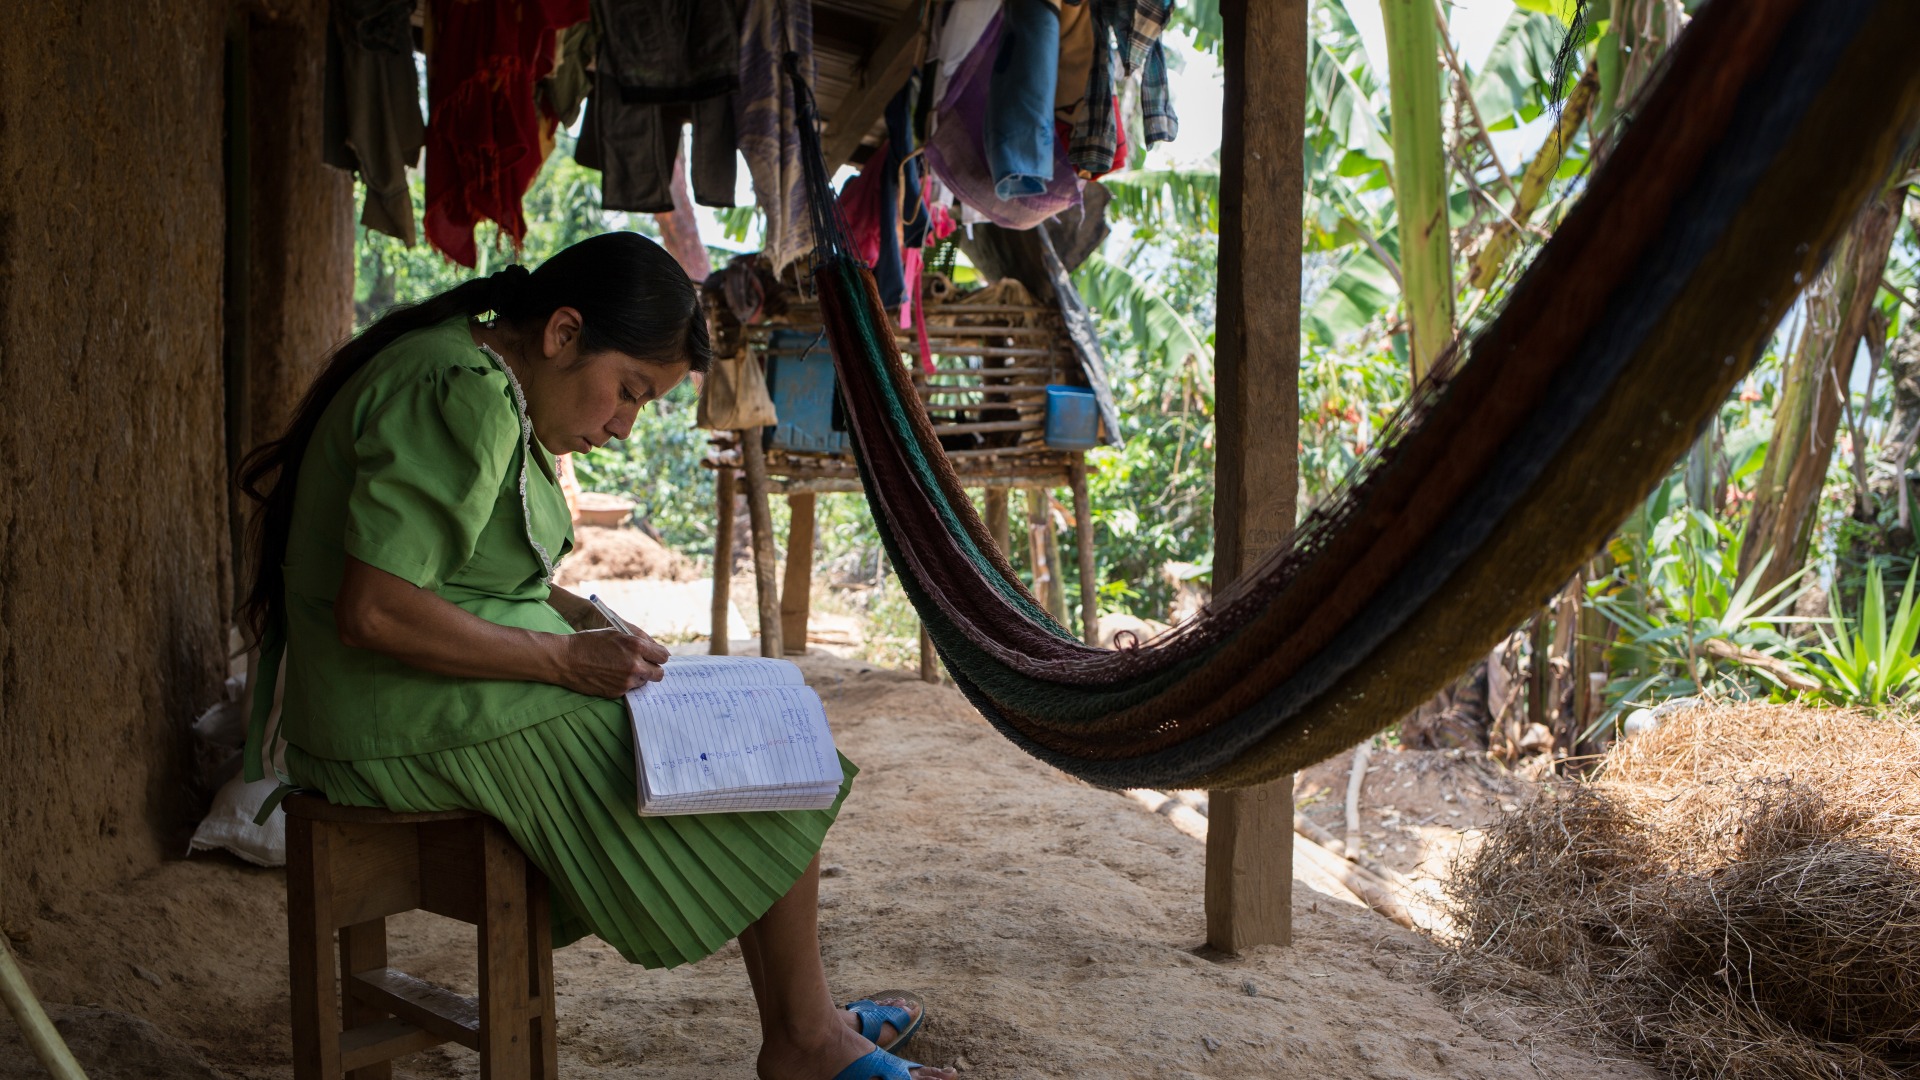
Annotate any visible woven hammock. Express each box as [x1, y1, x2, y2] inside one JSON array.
[[788, 0, 1920, 790]]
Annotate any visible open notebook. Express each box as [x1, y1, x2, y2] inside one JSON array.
[[624, 655, 842, 816]]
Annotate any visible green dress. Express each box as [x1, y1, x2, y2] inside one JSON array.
[[245, 316, 854, 968]]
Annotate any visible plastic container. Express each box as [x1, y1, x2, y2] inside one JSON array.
[[765, 329, 850, 454], [1043, 385, 1100, 450]]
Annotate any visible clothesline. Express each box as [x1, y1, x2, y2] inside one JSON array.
[[325, 0, 1181, 275]]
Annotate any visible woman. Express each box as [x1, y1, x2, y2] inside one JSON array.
[[240, 232, 952, 1080]]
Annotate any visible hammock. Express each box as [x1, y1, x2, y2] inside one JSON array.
[[788, 0, 1920, 790]]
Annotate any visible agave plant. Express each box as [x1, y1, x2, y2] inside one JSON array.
[[1813, 560, 1920, 706]]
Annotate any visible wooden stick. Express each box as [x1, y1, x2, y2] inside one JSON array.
[[984, 489, 1011, 561], [1071, 455, 1099, 646], [1704, 638, 1821, 692], [780, 492, 816, 656], [918, 621, 938, 683], [740, 429, 783, 658], [1345, 740, 1371, 857], [0, 939, 88, 1080], [710, 468, 735, 656]]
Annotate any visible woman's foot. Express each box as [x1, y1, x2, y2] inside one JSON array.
[[758, 1016, 956, 1080], [839, 995, 919, 1048]]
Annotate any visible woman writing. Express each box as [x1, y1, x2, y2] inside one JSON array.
[[240, 232, 952, 1080]]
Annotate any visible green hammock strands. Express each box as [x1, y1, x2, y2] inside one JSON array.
[[806, 0, 1920, 790]]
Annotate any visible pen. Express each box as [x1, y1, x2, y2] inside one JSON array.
[[587, 593, 636, 636]]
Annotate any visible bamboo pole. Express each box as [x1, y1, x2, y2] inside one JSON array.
[[0, 939, 88, 1080]]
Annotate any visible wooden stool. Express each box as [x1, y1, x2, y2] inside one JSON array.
[[282, 793, 557, 1079]]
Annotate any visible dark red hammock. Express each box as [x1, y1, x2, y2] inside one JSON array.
[[790, 0, 1920, 789]]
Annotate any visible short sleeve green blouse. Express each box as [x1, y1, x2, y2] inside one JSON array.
[[265, 316, 586, 763]]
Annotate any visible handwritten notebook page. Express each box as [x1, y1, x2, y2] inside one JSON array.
[[625, 656, 840, 816]]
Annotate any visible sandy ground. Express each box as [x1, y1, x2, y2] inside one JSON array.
[[2, 650, 1654, 1080]]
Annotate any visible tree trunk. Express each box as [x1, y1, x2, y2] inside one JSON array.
[[1739, 184, 1909, 597]]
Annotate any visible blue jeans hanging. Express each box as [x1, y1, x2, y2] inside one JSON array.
[[985, 0, 1060, 200]]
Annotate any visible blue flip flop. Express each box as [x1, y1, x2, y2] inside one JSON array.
[[831, 1047, 925, 1080], [842, 990, 924, 1053]]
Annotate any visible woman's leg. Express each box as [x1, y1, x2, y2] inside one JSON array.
[[741, 856, 955, 1080]]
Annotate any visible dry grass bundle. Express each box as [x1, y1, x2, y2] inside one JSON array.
[[1442, 704, 1920, 1079]]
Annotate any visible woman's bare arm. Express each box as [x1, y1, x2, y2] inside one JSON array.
[[336, 556, 667, 697]]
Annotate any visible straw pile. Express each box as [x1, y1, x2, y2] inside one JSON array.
[[1440, 704, 1920, 1079]]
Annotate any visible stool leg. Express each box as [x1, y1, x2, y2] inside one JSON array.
[[287, 816, 344, 1080], [527, 867, 558, 1080], [477, 823, 534, 1079], [339, 919, 392, 1080]]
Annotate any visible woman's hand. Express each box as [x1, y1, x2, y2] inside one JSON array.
[[546, 583, 613, 631], [556, 628, 670, 697]]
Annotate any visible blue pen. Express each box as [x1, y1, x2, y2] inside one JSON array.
[[587, 593, 636, 636]]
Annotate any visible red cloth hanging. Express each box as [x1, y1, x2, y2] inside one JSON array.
[[425, 0, 588, 267]]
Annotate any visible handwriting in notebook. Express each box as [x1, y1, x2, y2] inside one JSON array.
[[625, 657, 840, 815]]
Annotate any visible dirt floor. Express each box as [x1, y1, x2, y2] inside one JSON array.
[[1, 642, 1662, 1080]]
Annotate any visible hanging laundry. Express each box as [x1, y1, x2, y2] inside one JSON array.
[[423, 0, 587, 267], [538, 20, 598, 131], [1069, 0, 1176, 176], [986, 0, 1060, 199], [836, 160, 888, 269], [1055, 0, 1095, 124], [736, 0, 815, 271], [323, 0, 425, 245], [577, 0, 738, 214], [926, 13, 1082, 231]]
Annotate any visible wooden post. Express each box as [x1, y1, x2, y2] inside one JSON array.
[[918, 621, 938, 683], [781, 492, 817, 656], [985, 488, 1012, 559], [1070, 456, 1099, 646], [1207, 0, 1307, 954], [741, 429, 783, 658], [711, 468, 735, 655], [1026, 487, 1068, 624]]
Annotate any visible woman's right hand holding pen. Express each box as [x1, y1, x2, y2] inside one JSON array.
[[557, 628, 668, 697]]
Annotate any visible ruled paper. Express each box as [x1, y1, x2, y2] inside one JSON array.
[[624, 657, 840, 815]]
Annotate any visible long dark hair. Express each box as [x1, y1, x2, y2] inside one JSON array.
[[238, 231, 712, 643]]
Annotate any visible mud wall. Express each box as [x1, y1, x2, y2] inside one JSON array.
[[0, 0, 351, 922]]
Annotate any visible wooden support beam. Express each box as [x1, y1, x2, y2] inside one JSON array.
[[1026, 487, 1068, 624], [919, 621, 938, 683], [985, 489, 1012, 560], [821, 7, 925, 172], [711, 468, 735, 655], [1207, 0, 1307, 955], [1070, 456, 1098, 646], [740, 429, 783, 658], [781, 492, 817, 656]]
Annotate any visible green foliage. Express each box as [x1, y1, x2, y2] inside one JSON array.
[[1072, 249, 1213, 375], [1586, 493, 1810, 739], [570, 381, 717, 559], [1070, 228, 1221, 619], [1812, 560, 1920, 706]]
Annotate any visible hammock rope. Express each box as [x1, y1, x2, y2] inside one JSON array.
[[785, 0, 1920, 790]]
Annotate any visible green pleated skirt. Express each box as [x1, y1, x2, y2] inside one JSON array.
[[284, 698, 857, 969]]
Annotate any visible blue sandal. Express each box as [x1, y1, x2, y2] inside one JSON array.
[[831, 1048, 926, 1080], [842, 990, 924, 1052]]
